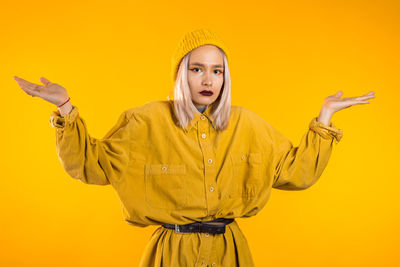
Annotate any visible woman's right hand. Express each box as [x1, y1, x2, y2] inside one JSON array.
[[14, 76, 70, 106]]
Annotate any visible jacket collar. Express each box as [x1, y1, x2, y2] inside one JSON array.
[[169, 101, 215, 133], [185, 103, 215, 133]]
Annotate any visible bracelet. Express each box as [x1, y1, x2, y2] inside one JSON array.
[[58, 97, 70, 108]]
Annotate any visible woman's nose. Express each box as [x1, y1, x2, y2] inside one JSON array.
[[202, 80, 212, 86], [202, 73, 212, 86]]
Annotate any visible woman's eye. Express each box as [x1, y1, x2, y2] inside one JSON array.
[[190, 68, 222, 74]]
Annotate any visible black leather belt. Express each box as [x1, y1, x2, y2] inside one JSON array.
[[162, 218, 235, 234]]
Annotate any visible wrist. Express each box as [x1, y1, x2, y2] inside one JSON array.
[[58, 101, 73, 117], [317, 107, 334, 126]]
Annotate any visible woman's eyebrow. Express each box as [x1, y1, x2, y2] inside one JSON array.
[[190, 62, 224, 68]]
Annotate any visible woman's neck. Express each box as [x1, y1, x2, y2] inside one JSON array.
[[196, 105, 208, 113]]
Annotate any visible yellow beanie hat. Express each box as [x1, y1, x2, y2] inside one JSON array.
[[171, 28, 230, 83]]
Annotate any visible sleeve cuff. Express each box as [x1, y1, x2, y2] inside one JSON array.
[[309, 117, 343, 144], [49, 105, 79, 128]]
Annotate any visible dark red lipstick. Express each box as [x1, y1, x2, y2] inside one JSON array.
[[200, 90, 213, 96]]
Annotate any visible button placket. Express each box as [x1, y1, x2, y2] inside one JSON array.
[[197, 117, 218, 215]]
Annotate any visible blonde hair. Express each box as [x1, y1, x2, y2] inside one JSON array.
[[168, 46, 231, 132]]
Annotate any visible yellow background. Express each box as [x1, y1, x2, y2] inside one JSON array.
[[1, 0, 398, 266]]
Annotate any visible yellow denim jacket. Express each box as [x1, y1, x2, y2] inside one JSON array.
[[49, 100, 343, 267]]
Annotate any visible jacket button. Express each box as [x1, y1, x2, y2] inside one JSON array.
[[201, 133, 207, 139], [161, 166, 167, 172], [211, 263, 216, 266], [209, 186, 215, 192], [205, 233, 209, 237], [241, 154, 246, 160], [207, 158, 213, 164], [200, 115, 206, 120]]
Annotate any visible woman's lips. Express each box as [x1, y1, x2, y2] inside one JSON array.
[[200, 90, 213, 96]]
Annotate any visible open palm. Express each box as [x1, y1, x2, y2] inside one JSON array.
[[14, 76, 69, 106], [323, 91, 375, 113]]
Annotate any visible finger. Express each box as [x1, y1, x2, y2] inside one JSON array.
[[14, 77, 36, 96], [334, 91, 343, 98], [14, 76, 39, 89], [360, 92, 375, 97], [355, 100, 370, 105], [351, 91, 375, 99], [14, 77, 29, 89], [342, 99, 370, 107], [14, 76, 32, 84], [40, 77, 52, 86], [19, 85, 39, 97], [22, 82, 41, 91], [363, 95, 375, 99], [356, 95, 375, 100], [15, 79, 43, 95]]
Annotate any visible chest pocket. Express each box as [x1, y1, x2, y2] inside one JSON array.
[[144, 163, 187, 210], [229, 152, 262, 199]]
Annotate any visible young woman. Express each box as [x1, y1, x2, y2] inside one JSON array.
[[15, 28, 375, 267]]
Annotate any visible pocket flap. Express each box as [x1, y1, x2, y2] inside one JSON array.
[[230, 152, 262, 165], [145, 164, 186, 175]]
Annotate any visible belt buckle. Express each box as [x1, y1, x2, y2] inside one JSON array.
[[175, 224, 180, 233]]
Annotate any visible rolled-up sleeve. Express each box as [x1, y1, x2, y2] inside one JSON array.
[[49, 105, 132, 185], [271, 117, 343, 190]]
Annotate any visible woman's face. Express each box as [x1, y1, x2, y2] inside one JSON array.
[[187, 44, 225, 108]]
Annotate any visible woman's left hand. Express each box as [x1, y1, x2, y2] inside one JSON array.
[[322, 91, 375, 113], [317, 91, 375, 125]]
